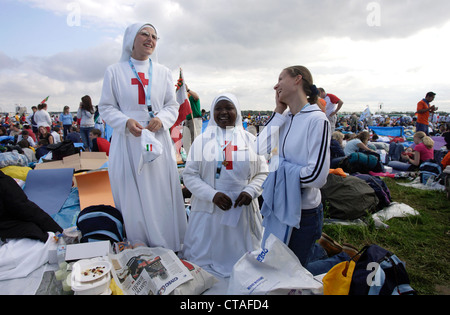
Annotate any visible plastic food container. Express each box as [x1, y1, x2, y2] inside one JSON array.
[[71, 258, 112, 295]]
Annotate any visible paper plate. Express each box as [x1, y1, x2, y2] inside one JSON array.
[[76, 260, 111, 282]]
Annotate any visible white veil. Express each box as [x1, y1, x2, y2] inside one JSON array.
[[189, 93, 246, 164], [119, 22, 159, 63], [205, 93, 244, 131]]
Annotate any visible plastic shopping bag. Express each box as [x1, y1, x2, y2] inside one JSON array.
[[227, 234, 323, 295], [138, 129, 163, 175], [322, 260, 355, 295]]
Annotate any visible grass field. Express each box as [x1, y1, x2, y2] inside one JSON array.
[[322, 177, 450, 295]]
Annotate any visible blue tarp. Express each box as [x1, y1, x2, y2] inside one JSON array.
[[0, 136, 14, 143], [52, 187, 81, 229], [369, 126, 404, 137], [202, 119, 209, 132]]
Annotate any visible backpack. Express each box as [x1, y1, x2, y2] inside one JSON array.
[[47, 139, 81, 160], [353, 173, 392, 210], [76, 205, 125, 243], [349, 245, 416, 295], [339, 152, 382, 174], [321, 174, 379, 220], [419, 160, 442, 184]]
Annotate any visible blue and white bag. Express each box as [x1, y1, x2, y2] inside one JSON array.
[[76, 205, 125, 243], [419, 160, 442, 184], [349, 245, 416, 295]]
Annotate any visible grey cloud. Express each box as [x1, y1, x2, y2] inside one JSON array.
[[33, 42, 120, 82], [164, 1, 450, 44], [0, 52, 21, 70], [155, 0, 450, 74], [2, 0, 449, 113]]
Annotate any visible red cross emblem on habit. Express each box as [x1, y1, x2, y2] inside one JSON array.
[[222, 141, 237, 170], [131, 72, 149, 105]]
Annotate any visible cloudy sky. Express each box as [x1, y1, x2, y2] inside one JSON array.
[[1, 0, 450, 114]]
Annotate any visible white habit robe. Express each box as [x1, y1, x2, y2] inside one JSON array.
[[181, 93, 269, 277], [98, 57, 187, 251]]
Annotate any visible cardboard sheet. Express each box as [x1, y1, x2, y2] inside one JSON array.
[[34, 152, 108, 172], [23, 168, 74, 216], [75, 170, 115, 211]]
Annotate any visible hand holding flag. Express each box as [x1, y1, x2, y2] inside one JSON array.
[[172, 68, 192, 128]]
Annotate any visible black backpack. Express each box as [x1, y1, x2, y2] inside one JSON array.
[[47, 139, 81, 160], [76, 205, 125, 243], [349, 245, 416, 295]]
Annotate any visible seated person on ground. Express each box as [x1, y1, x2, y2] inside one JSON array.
[[17, 139, 37, 163], [330, 131, 346, 168], [400, 131, 434, 167], [89, 128, 110, 156], [66, 126, 82, 144], [35, 139, 50, 160], [344, 131, 377, 156]]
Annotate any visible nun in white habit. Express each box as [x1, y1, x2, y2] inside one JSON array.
[[98, 22, 187, 251], [181, 93, 269, 277]]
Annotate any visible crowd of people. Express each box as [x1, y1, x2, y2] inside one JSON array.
[[0, 96, 110, 162], [1, 21, 449, 284], [336, 110, 450, 136]]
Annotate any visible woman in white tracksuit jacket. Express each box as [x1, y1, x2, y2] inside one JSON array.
[[256, 65, 331, 270]]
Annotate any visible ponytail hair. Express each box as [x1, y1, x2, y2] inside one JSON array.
[[284, 65, 319, 105], [422, 136, 434, 149]]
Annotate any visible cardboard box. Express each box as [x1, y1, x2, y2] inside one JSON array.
[[65, 241, 111, 261], [35, 152, 108, 172], [74, 169, 115, 210]]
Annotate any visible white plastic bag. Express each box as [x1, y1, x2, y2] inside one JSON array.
[[138, 129, 163, 175], [227, 234, 323, 295]]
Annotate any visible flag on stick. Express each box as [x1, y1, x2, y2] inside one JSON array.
[[359, 106, 371, 122], [40, 96, 49, 104], [171, 68, 192, 153], [172, 68, 192, 129]]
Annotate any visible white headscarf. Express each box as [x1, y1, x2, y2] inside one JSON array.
[[120, 22, 159, 63], [199, 93, 245, 164], [189, 93, 251, 165], [206, 93, 243, 131]]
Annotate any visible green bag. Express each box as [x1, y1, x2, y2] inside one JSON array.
[[321, 174, 379, 220]]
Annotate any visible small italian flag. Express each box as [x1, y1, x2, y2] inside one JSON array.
[[40, 96, 49, 104]]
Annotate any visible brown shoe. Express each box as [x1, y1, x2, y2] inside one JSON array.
[[318, 233, 343, 257], [342, 243, 361, 262]]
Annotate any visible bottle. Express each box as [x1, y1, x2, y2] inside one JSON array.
[[426, 175, 436, 187], [56, 233, 67, 268]]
